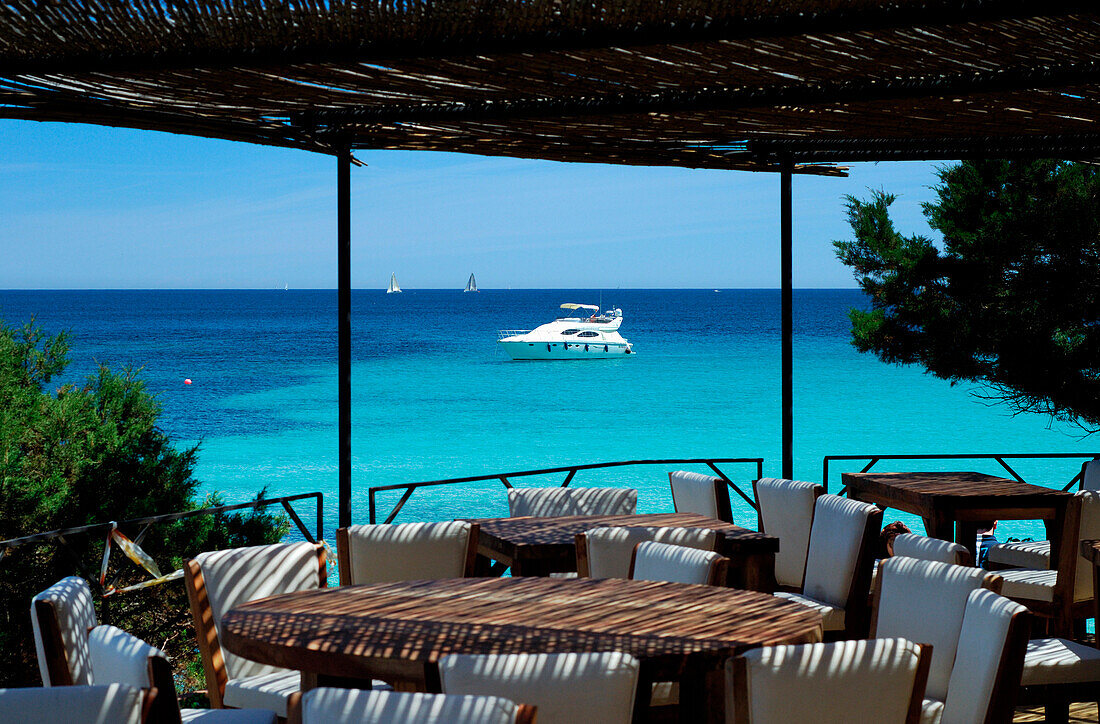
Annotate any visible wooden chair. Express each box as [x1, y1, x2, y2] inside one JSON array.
[[667, 470, 732, 522], [997, 490, 1100, 636], [288, 688, 536, 724], [772, 493, 882, 639], [870, 557, 1002, 709], [438, 652, 639, 724], [726, 638, 931, 724], [752, 478, 824, 590], [628, 540, 728, 586], [184, 542, 327, 717], [30, 576, 97, 686], [0, 683, 153, 724], [575, 526, 718, 579], [507, 487, 636, 517], [336, 521, 479, 585], [987, 458, 1100, 570], [921, 589, 1031, 724]]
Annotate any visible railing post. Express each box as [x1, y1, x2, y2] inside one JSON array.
[[780, 154, 794, 480], [337, 144, 353, 530]]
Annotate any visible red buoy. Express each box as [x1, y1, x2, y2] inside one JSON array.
[[184, 378, 192, 385]]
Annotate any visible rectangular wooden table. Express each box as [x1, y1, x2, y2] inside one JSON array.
[[464, 512, 779, 592], [843, 471, 1071, 559]]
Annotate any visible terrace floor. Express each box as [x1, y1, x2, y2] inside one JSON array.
[[1015, 704, 1098, 722]]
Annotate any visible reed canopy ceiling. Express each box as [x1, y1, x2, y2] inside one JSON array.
[[2, 0, 1099, 176]]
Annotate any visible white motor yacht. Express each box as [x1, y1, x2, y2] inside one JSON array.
[[498, 303, 634, 359]]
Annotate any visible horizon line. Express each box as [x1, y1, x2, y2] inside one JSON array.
[[0, 286, 864, 292]]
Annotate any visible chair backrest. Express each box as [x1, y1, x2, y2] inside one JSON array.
[[31, 576, 98, 686], [892, 534, 973, 567], [0, 683, 149, 724], [295, 688, 534, 724], [628, 540, 728, 586], [1081, 458, 1100, 491], [1070, 491, 1100, 602], [576, 526, 718, 579], [727, 638, 930, 724], [939, 589, 1030, 724], [184, 542, 325, 705], [802, 494, 882, 622], [752, 478, 823, 589], [337, 521, 478, 585], [87, 625, 180, 724], [668, 471, 732, 521], [871, 556, 1000, 702], [507, 487, 637, 517], [439, 651, 639, 724]]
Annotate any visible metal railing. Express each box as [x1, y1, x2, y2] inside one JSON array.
[[368, 457, 765, 524], [497, 329, 532, 339], [0, 491, 324, 569], [822, 453, 1100, 494]]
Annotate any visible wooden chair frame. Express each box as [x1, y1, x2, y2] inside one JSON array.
[[668, 471, 733, 523], [1001, 495, 1092, 637], [184, 543, 327, 709], [821, 502, 883, 641], [983, 605, 1032, 724], [32, 597, 76, 686], [626, 542, 728, 587], [335, 523, 480, 586], [751, 478, 824, 593], [727, 642, 932, 724], [286, 690, 537, 724]]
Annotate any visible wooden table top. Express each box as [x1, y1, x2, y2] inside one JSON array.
[[843, 472, 1070, 506], [467, 512, 777, 558], [220, 577, 820, 681]]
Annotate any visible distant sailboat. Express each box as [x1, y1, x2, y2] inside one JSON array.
[[464, 273, 478, 293], [387, 272, 402, 294]]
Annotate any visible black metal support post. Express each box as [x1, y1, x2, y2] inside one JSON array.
[[780, 154, 794, 479], [337, 146, 352, 528]]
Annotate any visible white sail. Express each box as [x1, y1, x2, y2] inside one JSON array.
[[387, 272, 402, 293], [464, 273, 478, 292]]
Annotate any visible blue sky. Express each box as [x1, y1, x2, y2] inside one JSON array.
[[0, 121, 947, 289]]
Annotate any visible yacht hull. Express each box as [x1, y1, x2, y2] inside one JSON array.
[[499, 340, 633, 360]]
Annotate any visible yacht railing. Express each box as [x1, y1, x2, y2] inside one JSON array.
[[497, 329, 532, 339], [822, 453, 1100, 494], [367, 457, 765, 524]]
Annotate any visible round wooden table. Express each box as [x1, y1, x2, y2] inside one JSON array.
[[221, 577, 821, 723]]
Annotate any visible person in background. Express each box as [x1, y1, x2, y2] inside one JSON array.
[[976, 521, 998, 567], [878, 520, 912, 559]]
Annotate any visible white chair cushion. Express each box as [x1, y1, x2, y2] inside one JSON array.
[[439, 651, 640, 724], [734, 638, 925, 724], [920, 698, 944, 724], [0, 683, 144, 724], [1082, 459, 1100, 491], [31, 576, 98, 686], [802, 494, 878, 608], [875, 557, 991, 701], [193, 542, 321, 680], [1073, 491, 1100, 600], [182, 709, 278, 724], [507, 487, 637, 517], [222, 670, 301, 717], [754, 478, 820, 589], [998, 568, 1056, 602], [891, 534, 970, 566], [583, 526, 716, 579], [1022, 637, 1100, 686], [940, 589, 1028, 724], [631, 540, 723, 585], [343, 521, 473, 584], [87, 625, 164, 688], [302, 688, 522, 724], [668, 471, 722, 518], [985, 539, 1050, 569], [772, 592, 846, 630]]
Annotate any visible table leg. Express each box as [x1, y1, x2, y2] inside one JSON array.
[[727, 553, 776, 593], [511, 559, 554, 577], [677, 663, 723, 724], [955, 521, 992, 563], [923, 511, 958, 548]]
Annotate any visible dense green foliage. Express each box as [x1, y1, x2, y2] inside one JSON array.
[[834, 160, 1100, 428], [0, 319, 287, 688]]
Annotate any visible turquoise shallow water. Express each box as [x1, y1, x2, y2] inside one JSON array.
[[1, 289, 1094, 544]]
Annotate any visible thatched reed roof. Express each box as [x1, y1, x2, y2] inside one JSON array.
[[2, 1, 1099, 176]]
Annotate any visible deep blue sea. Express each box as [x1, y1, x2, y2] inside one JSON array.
[[1, 289, 1094, 544]]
